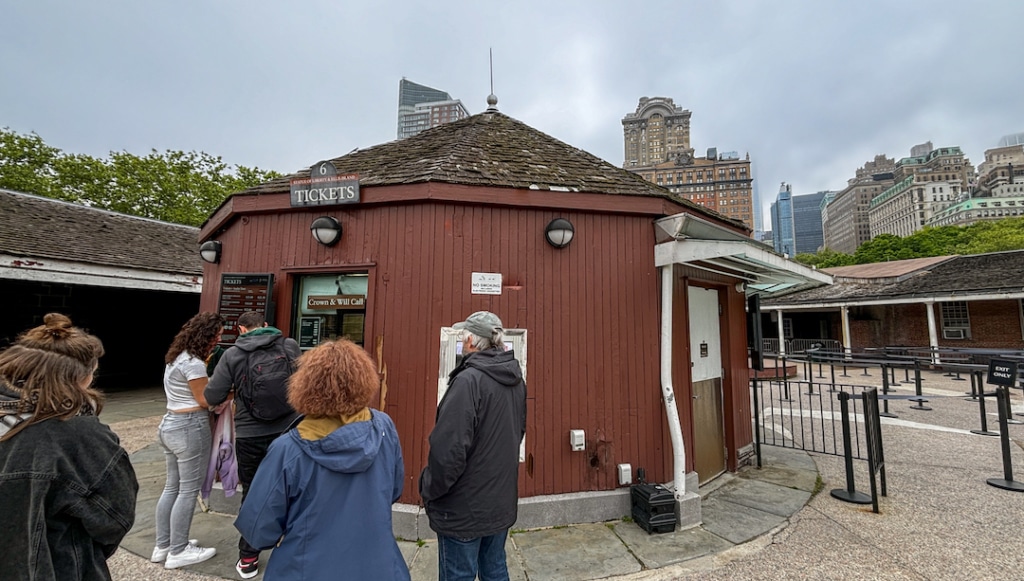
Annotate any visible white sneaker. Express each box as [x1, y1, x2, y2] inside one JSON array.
[[150, 539, 197, 563], [164, 544, 217, 569]]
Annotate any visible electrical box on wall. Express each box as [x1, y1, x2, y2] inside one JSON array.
[[617, 463, 632, 485], [569, 429, 585, 451]]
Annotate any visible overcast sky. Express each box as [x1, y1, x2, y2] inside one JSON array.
[[4, 1, 1023, 229]]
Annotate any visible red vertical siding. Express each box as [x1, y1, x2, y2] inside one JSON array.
[[200, 195, 754, 502]]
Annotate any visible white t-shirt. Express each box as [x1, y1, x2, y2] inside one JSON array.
[[163, 351, 208, 411]]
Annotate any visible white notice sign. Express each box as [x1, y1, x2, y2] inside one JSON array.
[[471, 272, 503, 295]]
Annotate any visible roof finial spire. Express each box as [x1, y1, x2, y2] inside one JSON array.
[[486, 48, 498, 111]]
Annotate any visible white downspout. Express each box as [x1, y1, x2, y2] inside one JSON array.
[[659, 265, 688, 497]]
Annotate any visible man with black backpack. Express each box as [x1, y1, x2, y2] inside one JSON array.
[[205, 310, 300, 579]]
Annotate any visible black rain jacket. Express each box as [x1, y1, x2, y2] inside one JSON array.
[[419, 348, 527, 538]]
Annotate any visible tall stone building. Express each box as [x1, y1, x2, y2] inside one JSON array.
[[930, 133, 1024, 227], [822, 155, 896, 253], [868, 143, 973, 238], [622, 97, 754, 228], [622, 97, 693, 168], [397, 78, 470, 139]]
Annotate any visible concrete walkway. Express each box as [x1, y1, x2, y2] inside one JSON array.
[[103, 369, 1024, 580], [106, 387, 818, 580]]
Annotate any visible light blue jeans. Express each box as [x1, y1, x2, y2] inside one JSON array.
[[155, 411, 211, 553]]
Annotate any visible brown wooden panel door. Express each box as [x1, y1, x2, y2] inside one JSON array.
[[689, 286, 726, 484], [692, 378, 725, 484]]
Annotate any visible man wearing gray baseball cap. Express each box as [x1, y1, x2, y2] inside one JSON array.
[[420, 311, 527, 581]]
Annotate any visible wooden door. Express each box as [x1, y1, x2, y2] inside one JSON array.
[[688, 286, 726, 484]]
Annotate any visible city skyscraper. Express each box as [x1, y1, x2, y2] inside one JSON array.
[[793, 191, 828, 254], [770, 183, 795, 256], [622, 97, 755, 229], [771, 185, 829, 256], [396, 78, 469, 140]]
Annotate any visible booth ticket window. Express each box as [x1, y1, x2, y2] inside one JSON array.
[[438, 327, 527, 462], [295, 273, 368, 348]]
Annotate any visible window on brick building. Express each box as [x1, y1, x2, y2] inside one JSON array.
[[940, 301, 971, 340]]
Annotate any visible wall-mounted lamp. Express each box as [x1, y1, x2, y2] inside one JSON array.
[[545, 218, 575, 248], [311, 216, 342, 246], [199, 240, 222, 264]]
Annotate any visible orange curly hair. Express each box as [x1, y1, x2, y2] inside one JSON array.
[[287, 339, 379, 417]]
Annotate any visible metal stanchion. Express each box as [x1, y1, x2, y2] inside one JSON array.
[[780, 356, 792, 402], [879, 364, 897, 418], [752, 378, 762, 469], [964, 371, 979, 401], [971, 371, 999, 437], [986, 386, 1024, 492], [830, 392, 871, 505], [908, 360, 931, 411]]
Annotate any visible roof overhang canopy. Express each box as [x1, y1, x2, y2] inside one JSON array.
[[654, 213, 833, 296]]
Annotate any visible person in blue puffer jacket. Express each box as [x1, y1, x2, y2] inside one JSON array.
[[234, 339, 409, 581]]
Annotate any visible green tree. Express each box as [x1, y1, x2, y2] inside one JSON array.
[[959, 217, 1024, 254], [0, 129, 62, 198], [0, 127, 280, 226], [794, 247, 855, 268]]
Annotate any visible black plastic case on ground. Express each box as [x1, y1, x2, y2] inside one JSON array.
[[630, 483, 676, 534]]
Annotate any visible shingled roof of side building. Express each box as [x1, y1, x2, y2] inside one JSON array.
[[225, 110, 746, 230], [762, 250, 1024, 305], [0, 188, 202, 281]]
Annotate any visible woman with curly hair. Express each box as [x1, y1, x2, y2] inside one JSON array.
[[235, 339, 409, 580], [153, 311, 224, 570], [0, 313, 138, 580]]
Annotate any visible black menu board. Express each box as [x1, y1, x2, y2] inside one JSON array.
[[218, 273, 273, 343]]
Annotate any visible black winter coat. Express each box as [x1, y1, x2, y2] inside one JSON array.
[[0, 416, 138, 581], [419, 348, 527, 538]]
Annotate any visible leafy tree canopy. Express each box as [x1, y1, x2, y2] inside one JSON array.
[[793, 217, 1024, 267], [0, 127, 280, 226]]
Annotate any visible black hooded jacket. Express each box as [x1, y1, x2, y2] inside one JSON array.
[[419, 348, 527, 538], [205, 327, 300, 439]]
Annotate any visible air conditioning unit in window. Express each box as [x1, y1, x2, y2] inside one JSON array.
[[943, 327, 968, 340]]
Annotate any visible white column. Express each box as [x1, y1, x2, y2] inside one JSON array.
[[841, 306, 852, 358], [925, 301, 939, 364]]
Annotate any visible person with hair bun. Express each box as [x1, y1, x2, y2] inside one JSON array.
[[234, 339, 410, 580], [0, 313, 138, 581], [153, 311, 224, 570]]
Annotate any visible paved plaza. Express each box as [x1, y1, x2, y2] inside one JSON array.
[[103, 365, 1024, 580]]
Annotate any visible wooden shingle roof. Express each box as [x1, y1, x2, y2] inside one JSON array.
[[234, 111, 740, 227], [0, 189, 201, 276], [764, 250, 1024, 305]]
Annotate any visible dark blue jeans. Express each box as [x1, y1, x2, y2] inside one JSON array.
[[236, 433, 280, 559], [437, 531, 509, 581]]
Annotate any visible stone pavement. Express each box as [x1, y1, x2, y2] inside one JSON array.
[[105, 386, 817, 580], [103, 368, 1024, 580]]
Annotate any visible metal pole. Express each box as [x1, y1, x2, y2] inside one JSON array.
[[752, 378, 762, 469], [986, 386, 1024, 492], [909, 360, 931, 411], [971, 372, 999, 436], [830, 392, 871, 504], [880, 364, 897, 418]]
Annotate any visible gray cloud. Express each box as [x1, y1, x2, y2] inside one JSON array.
[[3, 1, 1021, 228]]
